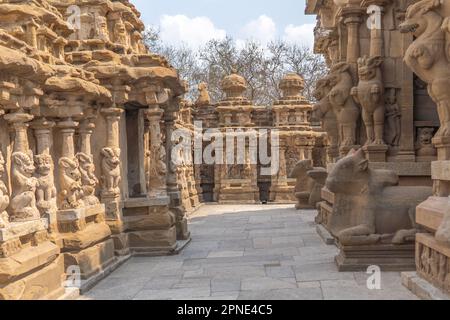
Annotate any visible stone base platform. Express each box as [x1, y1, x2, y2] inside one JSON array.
[[316, 224, 335, 245], [335, 243, 416, 272], [402, 272, 450, 300], [0, 254, 65, 300]]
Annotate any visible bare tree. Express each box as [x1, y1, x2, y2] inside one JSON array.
[[143, 27, 328, 105]]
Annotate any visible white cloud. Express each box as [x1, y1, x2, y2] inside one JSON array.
[[239, 15, 277, 45], [159, 14, 226, 48], [283, 23, 315, 48]]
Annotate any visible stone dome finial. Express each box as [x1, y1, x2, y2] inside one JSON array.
[[221, 70, 247, 100], [279, 73, 305, 98]]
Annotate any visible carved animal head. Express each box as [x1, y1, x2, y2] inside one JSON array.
[[328, 62, 350, 86], [357, 56, 383, 81], [399, 0, 443, 36], [313, 77, 332, 101], [12, 152, 35, 177], [101, 147, 120, 168], [59, 157, 81, 182], [325, 149, 369, 194], [418, 127, 435, 145], [76, 152, 94, 171], [289, 160, 313, 179], [34, 154, 53, 176], [198, 82, 208, 92]]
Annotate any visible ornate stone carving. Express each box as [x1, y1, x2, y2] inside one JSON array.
[[195, 82, 211, 107], [312, 77, 339, 156], [0, 152, 10, 228], [34, 154, 57, 214], [351, 55, 385, 146], [101, 147, 121, 196], [328, 62, 360, 147], [325, 149, 432, 245], [10, 152, 40, 221], [384, 88, 401, 147], [400, 0, 450, 138], [416, 127, 437, 157], [76, 152, 99, 206], [58, 157, 83, 210]]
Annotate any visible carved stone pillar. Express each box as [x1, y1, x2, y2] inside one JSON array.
[[343, 10, 363, 65], [31, 118, 57, 232], [145, 106, 167, 198], [4, 112, 40, 222], [77, 117, 100, 206], [57, 118, 83, 210], [100, 107, 124, 231]]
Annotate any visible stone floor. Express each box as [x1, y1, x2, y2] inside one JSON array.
[[81, 204, 419, 300]]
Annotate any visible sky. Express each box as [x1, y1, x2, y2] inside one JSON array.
[[131, 0, 316, 48]]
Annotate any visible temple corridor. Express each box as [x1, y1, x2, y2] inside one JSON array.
[[81, 205, 417, 300]]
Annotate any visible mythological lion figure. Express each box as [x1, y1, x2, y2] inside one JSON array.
[[76, 152, 100, 206], [400, 0, 450, 245], [351, 55, 385, 146], [35, 154, 57, 214], [399, 0, 450, 138], [311, 77, 339, 152], [0, 152, 10, 228], [58, 157, 84, 210], [101, 147, 121, 195], [328, 62, 360, 146], [10, 152, 40, 221]]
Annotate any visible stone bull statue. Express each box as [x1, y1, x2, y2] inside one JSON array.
[[289, 160, 327, 210], [325, 149, 432, 246]]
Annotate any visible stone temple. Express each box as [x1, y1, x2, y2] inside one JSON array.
[[0, 0, 449, 300]]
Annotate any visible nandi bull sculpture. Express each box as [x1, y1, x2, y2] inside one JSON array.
[[325, 149, 432, 246]]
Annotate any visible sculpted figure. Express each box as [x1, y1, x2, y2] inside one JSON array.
[[96, 16, 110, 42], [35, 154, 57, 214], [0, 152, 10, 228], [10, 152, 39, 221], [400, 0, 450, 244], [416, 127, 437, 157], [289, 160, 327, 209], [384, 88, 401, 147], [328, 63, 360, 146], [76, 153, 100, 206], [351, 56, 385, 145], [311, 77, 339, 152], [58, 157, 83, 210], [325, 149, 432, 245], [399, 0, 450, 138], [114, 19, 128, 47], [195, 82, 211, 107], [101, 147, 121, 195]]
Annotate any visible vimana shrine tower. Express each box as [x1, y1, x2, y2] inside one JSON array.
[[0, 0, 448, 300]]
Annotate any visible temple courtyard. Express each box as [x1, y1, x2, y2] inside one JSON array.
[[81, 204, 418, 300]]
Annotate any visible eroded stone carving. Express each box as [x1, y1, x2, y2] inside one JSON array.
[[400, 0, 450, 138], [325, 149, 432, 245], [416, 127, 437, 157], [195, 82, 211, 107], [58, 157, 83, 210], [384, 88, 401, 147], [10, 152, 40, 221], [312, 77, 339, 157], [35, 154, 57, 214], [289, 160, 327, 209], [328, 62, 360, 147], [76, 152, 99, 206], [0, 152, 10, 228], [101, 147, 121, 196], [352, 56, 385, 146]]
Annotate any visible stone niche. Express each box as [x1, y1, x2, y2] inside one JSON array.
[[306, 0, 438, 272]]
